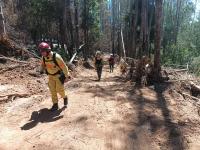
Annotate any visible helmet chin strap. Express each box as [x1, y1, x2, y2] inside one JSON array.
[[45, 51, 51, 57]]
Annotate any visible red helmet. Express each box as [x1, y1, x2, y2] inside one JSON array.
[[38, 42, 51, 51]]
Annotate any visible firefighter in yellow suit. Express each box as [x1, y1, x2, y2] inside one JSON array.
[[39, 42, 70, 111]]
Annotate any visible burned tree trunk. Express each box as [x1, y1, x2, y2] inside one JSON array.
[[74, 0, 79, 51], [111, 0, 116, 55], [138, 0, 148, 58], [129, 0, 139, 58], [59, 0, 67, 49], [0, 4, 6, 37], [82, 0, 89, 60], [66, 0, 74, 58], [117, 0, 122, 58], [154, 0, 163, 81]]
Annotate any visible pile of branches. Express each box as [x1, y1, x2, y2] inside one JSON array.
[[179, 81, 200, 101], [120, 56, 169, 86]]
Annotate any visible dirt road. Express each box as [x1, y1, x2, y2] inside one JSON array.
[[0, 64, 200, 150]]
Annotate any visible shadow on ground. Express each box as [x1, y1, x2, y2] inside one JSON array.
[[83, 72, 187, 149], [127, 82, 186, 149], [21, 106, 66, 130]]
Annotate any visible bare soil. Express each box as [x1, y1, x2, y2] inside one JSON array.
[[0, 60, 200, 150]]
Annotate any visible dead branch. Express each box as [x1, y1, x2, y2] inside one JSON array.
[[0, 64, 28, 73], [0, 93, 30, 98], [170, 69, 188, 73], [0, 56, 30, 64], [170, 79, 198, 82], [0, 93, 30, 104], [179, 92, 200, 102], [28, 70, 41, 77], [22, 49, 40, 59]]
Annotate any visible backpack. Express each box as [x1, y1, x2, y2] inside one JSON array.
[[43, 52, 62, 75], [95, 57, 103, 67]]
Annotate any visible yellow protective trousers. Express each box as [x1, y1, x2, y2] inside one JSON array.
[[48, 74, 67, 104]]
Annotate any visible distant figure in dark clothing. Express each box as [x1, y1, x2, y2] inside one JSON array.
[[108, 54, 115, 73], [94, 51, 103, 81]]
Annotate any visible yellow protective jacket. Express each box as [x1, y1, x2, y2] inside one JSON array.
[[41, 51, 69, 77]]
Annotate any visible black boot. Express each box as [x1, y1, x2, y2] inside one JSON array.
[[50, 103, 58, 112], [64, 97, 68, 106]]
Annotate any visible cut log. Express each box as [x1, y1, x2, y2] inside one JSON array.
[[190, 81, 200, 96], [190, 81, 200, 91]]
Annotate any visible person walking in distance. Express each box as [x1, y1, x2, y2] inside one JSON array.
[[94, 51, 103, 81], [108, 54, 115, 73]]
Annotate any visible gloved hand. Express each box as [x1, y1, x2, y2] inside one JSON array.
[[65, 75, 72, 82], [40, 70, 44, 74]]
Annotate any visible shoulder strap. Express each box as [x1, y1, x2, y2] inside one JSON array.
[[43, 57, 46, 66], [53, 53, 58, 66], [43, 53, 62, 71], [53, 52, 62, 70]]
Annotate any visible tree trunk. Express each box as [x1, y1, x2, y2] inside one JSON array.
[[117, 0, 121, 57], [130, 0, 139, 58], [66, 0, 74, 58], [111, 0, 116, 55], [174, 0, 182, 44], [100, 0, 105, 33], [74, 0, 79, 51], [83, 0, 89, 60], [138, 0, 145, 58], [139, 0, 148, 58], [154, 0, 163, 80], [0, 4, 6, 37], [143, 0, 149, 56], [148, 0, 154, 57], [59, 0, 67, 49], [121, 29, 126, 58]]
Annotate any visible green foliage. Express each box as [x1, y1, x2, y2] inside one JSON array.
[[21, 0, 60, 40], [81, 0, 101, 43], [162, 44, 192, 65], [162, 0, 200, 69]]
